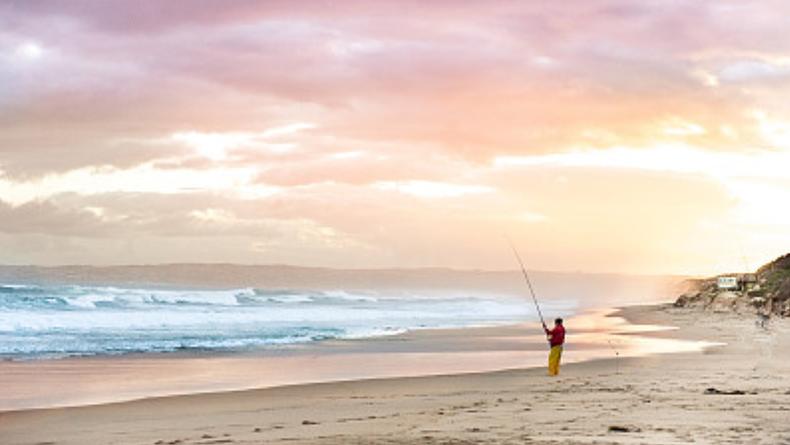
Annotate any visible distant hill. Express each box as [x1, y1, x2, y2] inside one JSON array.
[[674, 253, 790, 317], [0, 263, 685, 308]]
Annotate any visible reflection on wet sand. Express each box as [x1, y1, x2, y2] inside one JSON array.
[[0, 307, 719, 412]]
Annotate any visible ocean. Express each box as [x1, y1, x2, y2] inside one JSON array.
[[0, 283, 575, 360], [0, 270, 711, 411]]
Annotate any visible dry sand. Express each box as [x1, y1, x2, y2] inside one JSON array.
[[2, 304, 788, 445]]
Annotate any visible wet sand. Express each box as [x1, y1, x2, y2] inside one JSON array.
[[2, 304, 788, 444], [0, 308, 709, 412]]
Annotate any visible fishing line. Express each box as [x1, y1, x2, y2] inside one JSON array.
[[506, 237, 546, 327]]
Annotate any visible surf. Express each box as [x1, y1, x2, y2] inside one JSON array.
[[0, 283, 572, 360]]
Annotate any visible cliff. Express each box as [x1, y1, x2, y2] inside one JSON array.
[[674, 253, 790, 317]]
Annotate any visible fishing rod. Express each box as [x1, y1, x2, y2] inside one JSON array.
[[507, 239, 546, 327]]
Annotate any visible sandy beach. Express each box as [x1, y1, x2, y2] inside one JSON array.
[[2, 304, 787, 445], [4, 1, 789, 444]]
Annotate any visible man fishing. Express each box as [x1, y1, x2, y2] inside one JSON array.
[[507, 239, 566, 376], [542, 318, 565, 376]]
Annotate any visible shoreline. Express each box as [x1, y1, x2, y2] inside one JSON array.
[[0, 305, 713, 413], [5, 303, 785, 444]]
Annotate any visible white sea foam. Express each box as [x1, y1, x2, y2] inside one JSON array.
[[0, 283, 572, 359]]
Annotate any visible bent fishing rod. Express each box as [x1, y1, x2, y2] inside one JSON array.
[[506, 239, 546, 327]]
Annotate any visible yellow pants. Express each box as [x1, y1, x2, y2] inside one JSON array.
[[548, 345, 563, 376]]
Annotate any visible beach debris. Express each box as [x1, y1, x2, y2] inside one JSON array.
[[608, 425, 641, 433], [252, 428, 262, 433], [301, 420, 320, 425], [704, 387, 746, 395]]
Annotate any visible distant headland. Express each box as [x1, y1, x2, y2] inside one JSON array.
[[675, 253, 790, 317]]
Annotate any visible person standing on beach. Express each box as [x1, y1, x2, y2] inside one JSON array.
[[543, 318, 565, 376]]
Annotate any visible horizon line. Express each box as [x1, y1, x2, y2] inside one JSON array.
[[0, 262, 695, 278]]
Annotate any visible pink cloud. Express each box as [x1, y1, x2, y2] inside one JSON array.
[[2, 1, 790, 271]]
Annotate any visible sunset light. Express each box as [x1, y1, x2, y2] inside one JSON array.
[[2, 4, 789, 444], [0, 1, 788, 274]]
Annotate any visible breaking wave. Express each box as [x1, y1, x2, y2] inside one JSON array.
[[0, 283, 572, 359]]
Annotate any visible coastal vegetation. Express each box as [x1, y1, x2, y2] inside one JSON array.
[[675, 253, 790, 316]]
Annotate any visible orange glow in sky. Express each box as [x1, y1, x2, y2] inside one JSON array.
[[0, 1, 788, 274]]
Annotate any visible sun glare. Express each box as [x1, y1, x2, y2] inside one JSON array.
[[16, 42, 43, 60]]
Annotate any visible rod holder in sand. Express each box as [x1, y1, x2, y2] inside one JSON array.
[[607, 340, 621, 375]]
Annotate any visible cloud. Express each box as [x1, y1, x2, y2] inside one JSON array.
[[0, 199, 110, 236], [373, 180, 494, 198], [0, 162, 268, 206], [492, 144, 790, 179], [14, 42, 43, 59], [717, 59, 790, 83], [1, 1, 790, 272], [491, 145, 790, 262], [2, 0, 786, 175], [169, 123, 315, 160]]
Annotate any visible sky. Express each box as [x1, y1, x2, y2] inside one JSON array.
[[0, 1, 788, 275]]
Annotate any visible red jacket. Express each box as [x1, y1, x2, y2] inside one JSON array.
[[545, 324, 565, 347]]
